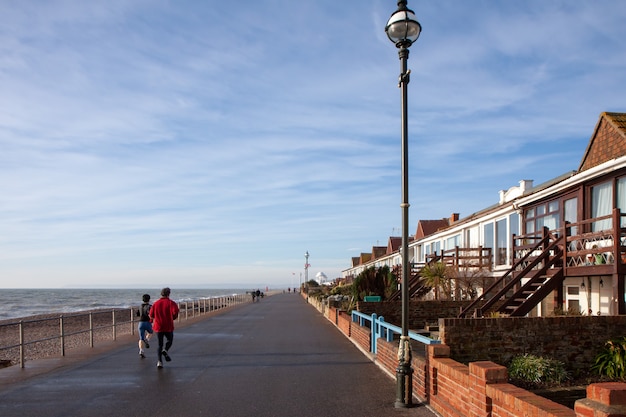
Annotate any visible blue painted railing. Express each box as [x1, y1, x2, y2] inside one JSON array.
[[351, 310, 440, 354]]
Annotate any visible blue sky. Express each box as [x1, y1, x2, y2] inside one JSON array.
[[1, 1, 625, 289]]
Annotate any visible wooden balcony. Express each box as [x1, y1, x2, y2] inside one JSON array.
[[513, 208, 626, 278]]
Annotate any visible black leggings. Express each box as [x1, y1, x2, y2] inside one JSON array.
[[156, 331, 174, 360]]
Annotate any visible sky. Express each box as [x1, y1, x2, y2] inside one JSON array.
[[1, 1, 625, 290]]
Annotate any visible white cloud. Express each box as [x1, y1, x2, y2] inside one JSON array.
[[1, 0, 625, 288]]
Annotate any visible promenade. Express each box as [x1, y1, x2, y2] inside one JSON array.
[[0, 292, 437, 417]]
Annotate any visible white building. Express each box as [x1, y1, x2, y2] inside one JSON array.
[[343, 112, 626, 317]]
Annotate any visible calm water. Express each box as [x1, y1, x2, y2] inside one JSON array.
[[0, 288, 247, 321]]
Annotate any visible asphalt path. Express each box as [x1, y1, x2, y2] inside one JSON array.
[[0, 293, 437, 417]]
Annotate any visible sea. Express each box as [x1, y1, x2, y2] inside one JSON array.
[[0, 288, 247, 321]]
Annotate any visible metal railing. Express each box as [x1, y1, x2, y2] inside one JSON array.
[[351, 310, 440, 355], [0, 294, 248, 369]]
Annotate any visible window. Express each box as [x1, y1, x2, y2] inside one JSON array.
[[432, 241, 441, 255], [446, 234, 460, 250], [496, 218, 508, 265], [466, 226, 479, 247], [618, 177, 626, 227], [591, 181, 613, 231], [566, 286, 580, 314], [483, 222, 494, 264], [564, 197, 578, 235], [525, 200, 560, 233], [510, 212, 519, 236]]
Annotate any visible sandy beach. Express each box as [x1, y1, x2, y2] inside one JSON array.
[[0, 309, 138, 367]]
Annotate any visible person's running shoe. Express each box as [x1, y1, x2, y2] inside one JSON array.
[[145, 342, 150, 349], [157, 361, 163, 369], [162, 350, 171, 362], [140, 351, 145, 359]]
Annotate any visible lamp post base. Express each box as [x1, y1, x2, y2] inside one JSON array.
[[394, 335, 413, 408], [394, 362, 413, 408]]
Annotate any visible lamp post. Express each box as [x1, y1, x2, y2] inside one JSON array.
[[304, 250, 310, 299], [385, 0, 421, 408]]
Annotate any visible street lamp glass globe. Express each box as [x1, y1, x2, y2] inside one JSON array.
[[385, 9, 421, 46]]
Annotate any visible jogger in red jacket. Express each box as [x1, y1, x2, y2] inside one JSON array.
[[150, 287, 180, 369]]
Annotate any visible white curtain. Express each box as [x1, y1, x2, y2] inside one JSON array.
[[592, 181, 613, 231], [618, 178, 626, 226]]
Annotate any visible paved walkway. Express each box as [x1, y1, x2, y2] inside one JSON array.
[[0, 293, 438, 417]]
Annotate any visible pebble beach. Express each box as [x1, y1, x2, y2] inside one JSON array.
[[0, 309, 138, 367]]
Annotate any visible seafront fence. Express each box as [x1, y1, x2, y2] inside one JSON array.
[[0, 294, 248, 369]]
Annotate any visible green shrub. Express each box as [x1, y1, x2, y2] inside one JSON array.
[[508, 354, 570, 388], [592, 336, 626, 380]]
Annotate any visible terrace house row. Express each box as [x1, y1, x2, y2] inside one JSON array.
[[342, 112, 626, 317]]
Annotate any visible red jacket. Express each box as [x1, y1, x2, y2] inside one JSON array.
[[150, 297, 179, 332]]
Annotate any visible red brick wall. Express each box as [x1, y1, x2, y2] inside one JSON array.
[[327, 306, 337, 323], [337, 311, 351, 337], [428, 345, 472, 417], [313, 299, 626, 416], [351, 320, 370, 353], [376, 337, 429, 400], [488, 382, 574, 417], [439, 315, 626, 375], [575, 382, 626, 416], [374, 338, 397, 376]]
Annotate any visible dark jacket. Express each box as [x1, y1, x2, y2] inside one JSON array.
[[137, 302, 152, 322]]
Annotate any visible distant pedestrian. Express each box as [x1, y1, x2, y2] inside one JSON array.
[[136, 293, 153, 358], [150, 287, 180, 369], [256, 289, 261, 301]]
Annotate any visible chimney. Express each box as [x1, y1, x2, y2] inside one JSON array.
[[450, 213, 460, 224]]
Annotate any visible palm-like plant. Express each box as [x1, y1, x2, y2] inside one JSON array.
[[352, 266, 395, 301], [420, 261, 451, 300]]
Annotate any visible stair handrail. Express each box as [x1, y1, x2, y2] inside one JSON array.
[[458, 228, 559, 317], [496, 242, 564, 316], [388, 253, 442, 301]]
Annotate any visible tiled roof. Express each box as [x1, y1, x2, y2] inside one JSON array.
[[388, 236, 402, 252], [605, 112, 626, 133], [579, 112, 626, 172], [415, 219, 450, 239], [372, 246, 387, 259]]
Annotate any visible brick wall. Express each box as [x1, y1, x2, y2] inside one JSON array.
[[439, 315, 626, 374], [376, 338, 429, 400], [575, 383, 626, 416], [351, 319, 370, 353], [309, 299, 626, 416], [327, 306, 337, 324], [428, 344, 473, 417], [337, 311, 351, 337]]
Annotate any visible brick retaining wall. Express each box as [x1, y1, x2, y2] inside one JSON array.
[[307, 297, 626, 416], [439, 315, 626, 374]]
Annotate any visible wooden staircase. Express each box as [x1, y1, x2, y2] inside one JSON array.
[[388, 256, 440, 301], [459, 228, 565, 318]]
